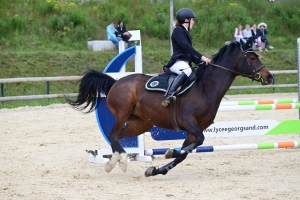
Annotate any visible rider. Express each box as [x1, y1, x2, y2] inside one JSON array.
[[161, 8, 211, 107]]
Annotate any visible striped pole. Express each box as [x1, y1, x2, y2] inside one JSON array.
[[297, 38, 300, 119], [220, 99, 298, 106], [144, 141, 300, 156], [218, 103, 300, 112]]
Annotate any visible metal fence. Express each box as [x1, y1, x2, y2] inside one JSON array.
[[0, 70, 298, 102]]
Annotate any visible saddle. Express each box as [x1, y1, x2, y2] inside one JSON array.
[[145, 67, 197, 96]]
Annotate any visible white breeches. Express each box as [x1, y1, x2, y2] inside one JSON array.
[[169, 60, 192, 76]]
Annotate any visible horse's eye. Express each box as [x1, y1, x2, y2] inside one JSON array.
[[250, 57, 256, 60]]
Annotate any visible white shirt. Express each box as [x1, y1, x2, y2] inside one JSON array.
[[243, 29, 252, 38]]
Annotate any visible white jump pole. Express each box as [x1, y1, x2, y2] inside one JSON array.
[[297, 38, 300, 119]]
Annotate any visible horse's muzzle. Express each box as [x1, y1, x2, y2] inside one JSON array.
[[261, 74, 274, 85]]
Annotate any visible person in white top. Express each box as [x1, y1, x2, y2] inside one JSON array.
[[243, 24, 252, 40], [234, 24, 246, 43]]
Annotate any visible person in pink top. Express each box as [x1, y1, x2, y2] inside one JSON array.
[[234, 24, 246, 43]]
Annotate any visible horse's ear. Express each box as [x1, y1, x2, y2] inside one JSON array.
[[242, 37, 253, 50]]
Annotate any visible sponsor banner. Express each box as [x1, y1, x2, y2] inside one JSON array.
[[204, 120, 279, 137]]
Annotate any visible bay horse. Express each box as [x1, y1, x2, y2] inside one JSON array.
[[66, 38, 274, 177]]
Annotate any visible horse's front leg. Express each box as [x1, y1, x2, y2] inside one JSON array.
[[145, 120, 205, 177], [165, 117, 206, 159], [145, 154, 188, 177], [144, 133, 204, 177], [165, 131, 205, 159]]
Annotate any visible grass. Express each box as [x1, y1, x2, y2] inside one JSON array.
[[0, 0, 299, 108]]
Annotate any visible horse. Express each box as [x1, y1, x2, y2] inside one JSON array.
[[66, 38, 274, 177]]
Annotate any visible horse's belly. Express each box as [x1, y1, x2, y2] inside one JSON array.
[[133, 105, 174, 130]]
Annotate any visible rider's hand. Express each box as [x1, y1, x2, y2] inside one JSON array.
[[201, 56, 211, 65]]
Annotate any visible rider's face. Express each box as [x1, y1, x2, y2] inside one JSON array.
[[189, 18, 195, 30]]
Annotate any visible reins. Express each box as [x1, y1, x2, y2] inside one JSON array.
[[207, 44, 265, 81], [208, 62, 253, 78]]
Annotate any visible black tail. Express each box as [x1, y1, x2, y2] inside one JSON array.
[[65, 70, 116, 113]]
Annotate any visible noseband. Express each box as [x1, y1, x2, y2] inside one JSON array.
[[209, 44, 265, 81], [240, 46, 265, 81]]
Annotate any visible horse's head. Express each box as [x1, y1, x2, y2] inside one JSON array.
[[211, 38, 274, 85], [239, 37, 274, 85]]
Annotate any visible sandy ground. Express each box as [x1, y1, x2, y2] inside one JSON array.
[[1, 93, 299, 200]]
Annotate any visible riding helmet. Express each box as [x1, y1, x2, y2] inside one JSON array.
[[176, 8, 196, 22]]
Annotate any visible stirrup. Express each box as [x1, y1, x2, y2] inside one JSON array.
[[161, 96, 176, 107]]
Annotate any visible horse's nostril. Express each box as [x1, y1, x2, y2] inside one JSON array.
[[267, 74, 274, 84]]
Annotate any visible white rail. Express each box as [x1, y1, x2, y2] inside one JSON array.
[[0, 70, 298, 102], [0, 70, 298, 83]]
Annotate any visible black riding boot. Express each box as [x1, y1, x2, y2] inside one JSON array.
[[162, 73, 188, 107]]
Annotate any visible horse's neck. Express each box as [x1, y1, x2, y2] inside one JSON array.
[[199, 62, 238, 105]]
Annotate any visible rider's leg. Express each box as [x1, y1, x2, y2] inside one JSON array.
[[161, 61, 191, 107]]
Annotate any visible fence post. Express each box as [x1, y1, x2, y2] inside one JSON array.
[[46, 81, 50, 94], [273, 74, 275, 92], [1, 83, 4, 97]]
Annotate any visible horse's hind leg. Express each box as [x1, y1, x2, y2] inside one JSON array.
[[105, 114, 153, 173], [104, 120, 126, 173]]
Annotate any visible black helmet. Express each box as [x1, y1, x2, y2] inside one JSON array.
[[176, 8, 196, 22]]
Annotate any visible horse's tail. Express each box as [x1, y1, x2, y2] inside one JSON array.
[[65, 70, 116, 113]]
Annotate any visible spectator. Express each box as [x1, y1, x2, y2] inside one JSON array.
[[243, 24, 252, 40], [251, 24, 259, 41], [257, 22, 274, 51], [116, 20, 132, 48], [251, 24, 260, 47], [106, 21, 122, 50], [234, 24, 246, 44]]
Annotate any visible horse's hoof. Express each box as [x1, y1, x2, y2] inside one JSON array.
[[119, 153, 128, 172], [145, 166, 155, 177], [104, 162, 113, 173], [164, 149, 174, 159], [110, 152, 121, 167], [104, 152, 121, 173]]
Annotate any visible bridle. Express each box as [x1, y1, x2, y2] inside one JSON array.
[[209, 43, 266, 82]]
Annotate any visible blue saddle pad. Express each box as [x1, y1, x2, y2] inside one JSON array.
[[145, 76, 196, 96]]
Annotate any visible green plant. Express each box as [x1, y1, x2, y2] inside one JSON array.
[[0, 0, 299, 109], [37, 0, 57, 15]]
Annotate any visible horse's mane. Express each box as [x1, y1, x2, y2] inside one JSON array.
[[195, 42, 240, 78], [211, 42, 240, 63]]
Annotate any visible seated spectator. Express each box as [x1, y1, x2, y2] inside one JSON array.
[[106, 21, 122, 50], [243, 24, 252, 40], [251, 24, 259, 45], [234, 24, 246, 44], [116, 20, 132, 48], [257, 22, 274, 51], [251, 24, 262, 48]]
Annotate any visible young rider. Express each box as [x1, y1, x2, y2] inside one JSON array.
[[162, 8, 211, 107]]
